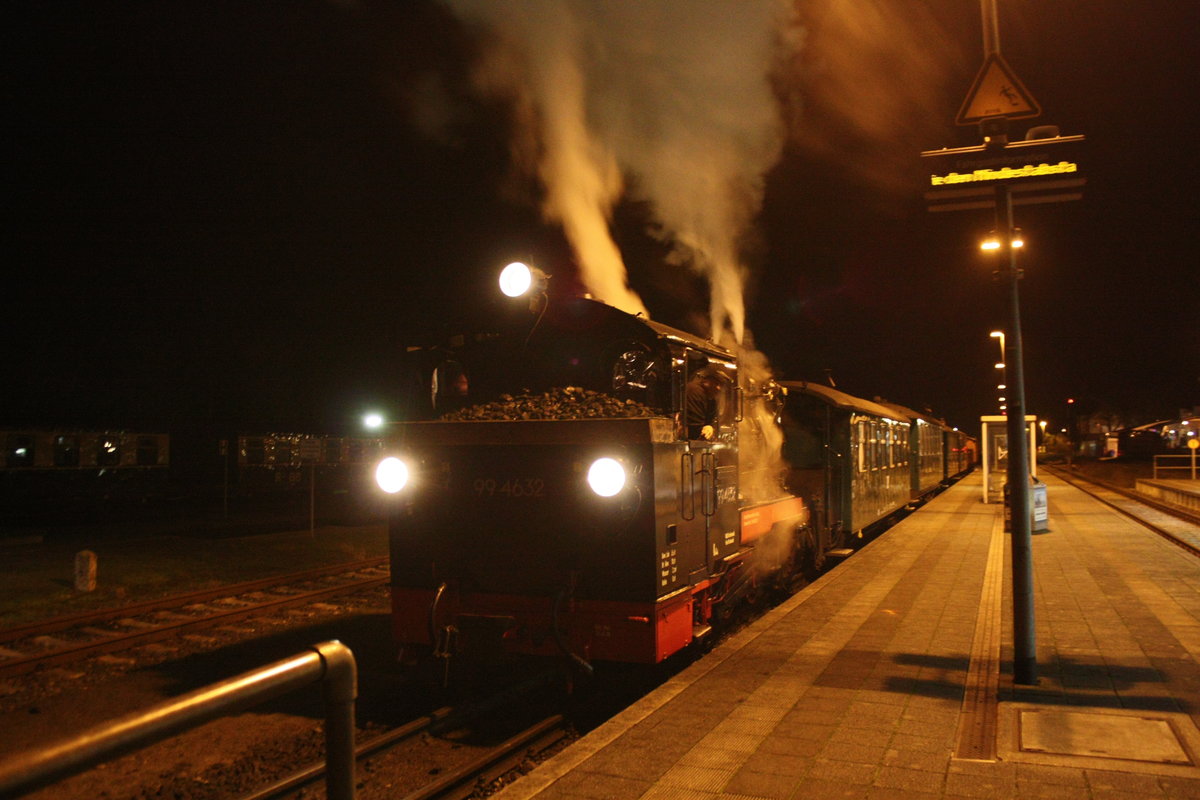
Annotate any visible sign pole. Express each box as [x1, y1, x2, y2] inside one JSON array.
[[980, 0, 1001, 57], [922, 0, 1087, 686], [997, 183, 1037, 685]]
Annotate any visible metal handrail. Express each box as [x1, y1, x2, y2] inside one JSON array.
[[1154, 453, 1198, 480], [0, 640, 357, 800]]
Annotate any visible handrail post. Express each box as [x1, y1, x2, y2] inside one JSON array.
[[314, 640, 358, 800]]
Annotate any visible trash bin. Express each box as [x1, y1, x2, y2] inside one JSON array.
[[1003, 477, 1049, 533], [1031, 479, 1049, 532]]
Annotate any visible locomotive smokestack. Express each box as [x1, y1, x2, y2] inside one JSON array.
[[443, 0, 795, 342]]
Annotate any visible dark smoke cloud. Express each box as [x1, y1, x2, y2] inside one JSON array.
[[780, 1, 969, 196]]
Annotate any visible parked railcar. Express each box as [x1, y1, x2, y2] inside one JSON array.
[[777, 383, 915, 540]]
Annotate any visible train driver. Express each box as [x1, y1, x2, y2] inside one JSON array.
[[685, 369, 724, 440]]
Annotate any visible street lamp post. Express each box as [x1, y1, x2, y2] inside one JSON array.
[[970, 0, 1037, 686], [981, 214, 1035, 684], [991, 331, 1007, 413], [997, 187, 1036, 685], [990, 331, 1006, 412]]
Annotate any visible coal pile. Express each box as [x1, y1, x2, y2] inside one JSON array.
[[441, 386, 658, 421]]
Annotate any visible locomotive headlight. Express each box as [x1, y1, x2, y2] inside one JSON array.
[[375, 456, 410, 494], [586, 457, 626, 497]]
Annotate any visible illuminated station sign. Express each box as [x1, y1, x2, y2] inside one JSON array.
[[922, 52, 1085, 212], [921, 134, 1085, 212]]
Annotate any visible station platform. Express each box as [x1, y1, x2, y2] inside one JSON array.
[[1137, 479, 1200, 515], [497, 472, 1200, 799]]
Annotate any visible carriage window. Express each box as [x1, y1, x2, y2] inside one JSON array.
[[242, 437, 267, 466], [136, 436, 159, 466], [856, 422, 866, 472], [6, 434, 35, 468], [54, 435, 80, 467], [272, 438, 296, 466], [98, 437, 121, 466]]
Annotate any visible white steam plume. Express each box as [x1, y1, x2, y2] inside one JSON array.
[[446, 1, 793, 342]]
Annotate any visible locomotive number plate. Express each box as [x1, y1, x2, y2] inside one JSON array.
[[473, 477, 546, 498]]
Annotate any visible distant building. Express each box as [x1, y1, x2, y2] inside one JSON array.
[[1105, 411, 1199, 458]]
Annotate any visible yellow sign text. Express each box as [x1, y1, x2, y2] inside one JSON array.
[[930, 161, 1078, 187]]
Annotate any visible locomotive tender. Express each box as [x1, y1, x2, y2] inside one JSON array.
[[375, 264, 973, 668]]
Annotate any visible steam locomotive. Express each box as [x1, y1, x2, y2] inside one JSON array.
[[374, 264, 974, 669]]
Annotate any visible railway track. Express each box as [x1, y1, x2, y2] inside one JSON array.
[[1044, 465, 1200, 557], [0, 557, 389, 680], [241, 714, 568, 800], [237, 672, 570, 800]]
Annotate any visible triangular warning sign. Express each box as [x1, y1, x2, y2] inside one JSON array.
[[956, 53, 1041, 125]]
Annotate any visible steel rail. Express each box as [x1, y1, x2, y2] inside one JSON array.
[[0, 556, 388, 644], [0, 575, 388, 680], [400, 715, 566, 800], [236, 705, 457, 800], [237, 670, 563, 800]]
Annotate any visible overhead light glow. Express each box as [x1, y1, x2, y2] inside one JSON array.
[[499, 262, 535, 297], [980, 232, 1024, 251], [363, 413, 384, 430]]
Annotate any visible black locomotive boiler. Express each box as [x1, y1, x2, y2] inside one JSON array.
[[374, 264, 973, 668]]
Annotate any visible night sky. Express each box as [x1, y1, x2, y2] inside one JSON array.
[[6, 1, 1197, 436]]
